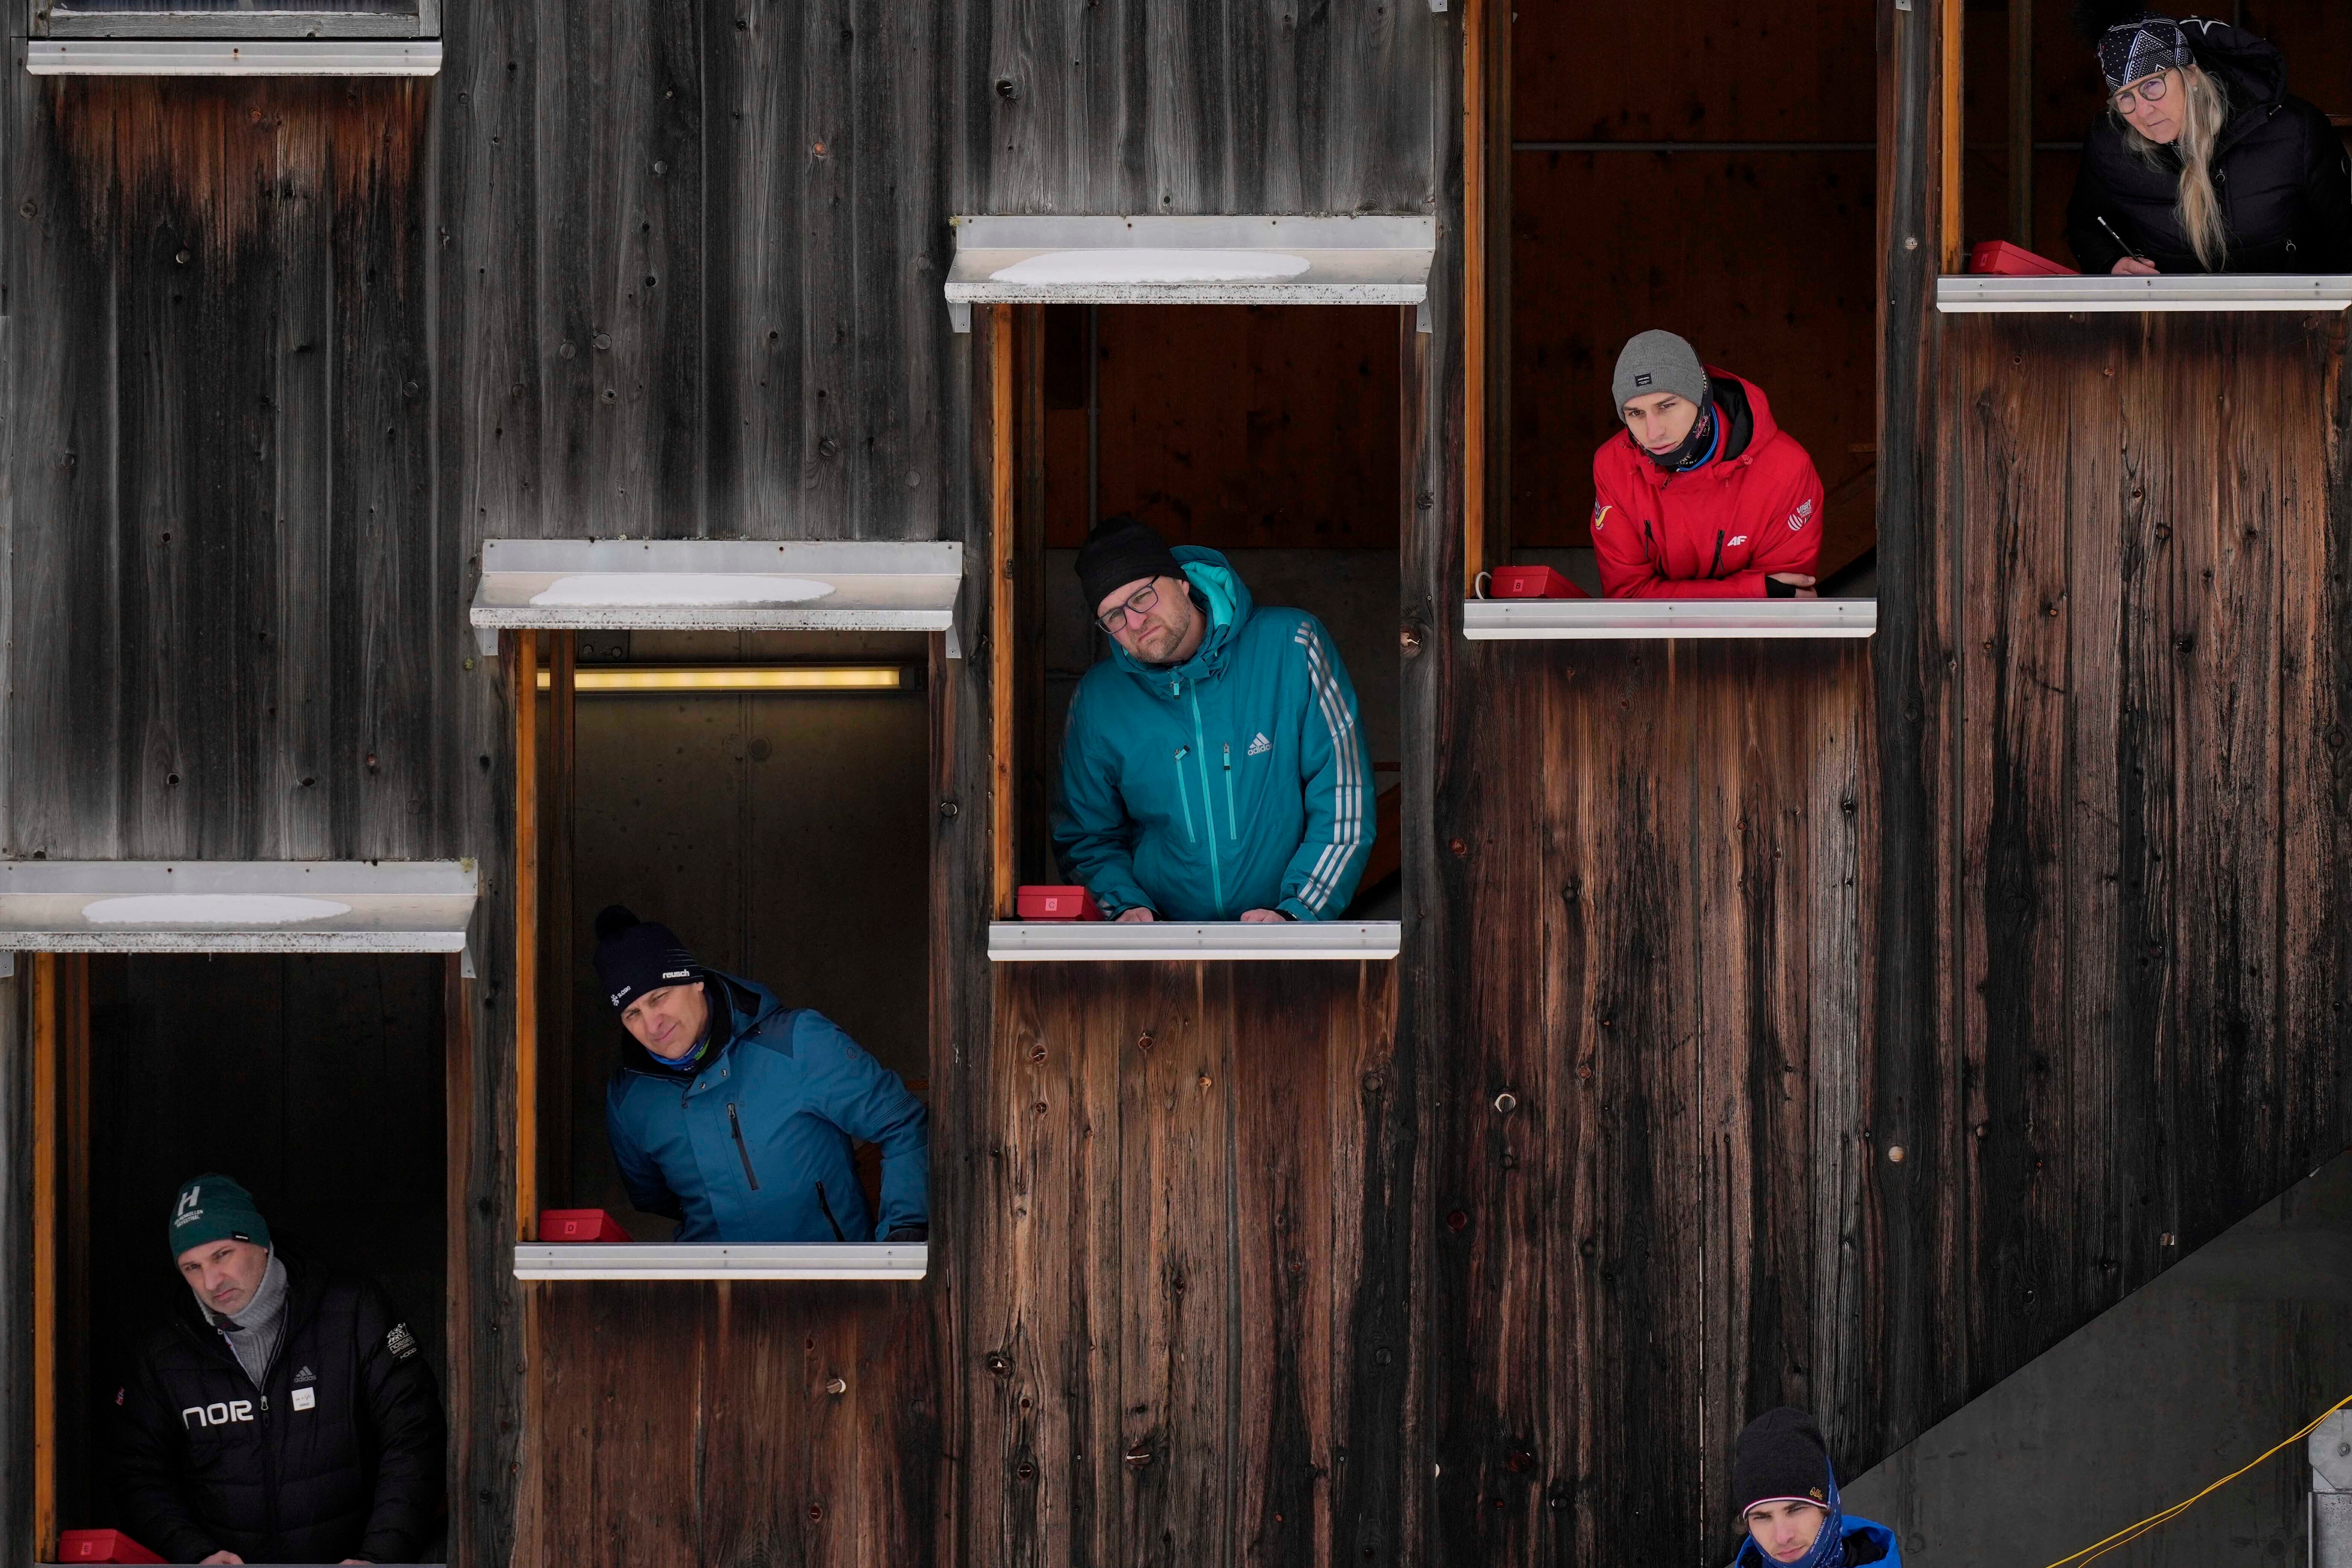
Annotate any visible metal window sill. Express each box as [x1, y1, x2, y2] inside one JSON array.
[[27, 38, 442, 74], [987, 920, 1402, 962], [1935, 274, 2352, 313], [469, 538, 964, 657], [512, 1243, 928, 1282], [0, 861, 476, 952], [944, 214, 1436, 331], [1462, 599, 1877, 640]]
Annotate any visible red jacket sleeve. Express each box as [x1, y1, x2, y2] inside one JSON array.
[[1734, 454, 1826, 589], [1589, 467, 1657, 599]]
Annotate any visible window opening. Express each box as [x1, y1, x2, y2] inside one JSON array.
[[35, 949, 455, 1566], [983, 298, 1410, 961], [1941, 2, 2352, 303], [1486, 0, 1882, 632], [511, 627, 934, 1281]]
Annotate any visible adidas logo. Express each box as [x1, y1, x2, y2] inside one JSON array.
[[1246, 733, 1272, 757], [293, 1366, 316, 1385]]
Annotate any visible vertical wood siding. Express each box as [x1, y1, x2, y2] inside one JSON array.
[[1427, 640, 1876, 1565], [963, 960, 1400, 1568], [1877, 311, 2352, 1433], [977, 0, 1436, 214]]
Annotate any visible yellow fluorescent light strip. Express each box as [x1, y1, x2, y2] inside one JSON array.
[[537, 666, 909, 692]]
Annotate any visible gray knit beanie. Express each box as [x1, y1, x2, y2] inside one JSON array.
[[1612, 330, 1709, 414]]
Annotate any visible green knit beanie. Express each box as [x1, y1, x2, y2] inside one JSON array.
[[167, 1174, 271, 1261]]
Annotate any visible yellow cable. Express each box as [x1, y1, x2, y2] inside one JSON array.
[[2040, 1392, 2352, 1568]]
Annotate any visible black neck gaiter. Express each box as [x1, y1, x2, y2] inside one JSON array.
[[1644, 402, 1717, 473]]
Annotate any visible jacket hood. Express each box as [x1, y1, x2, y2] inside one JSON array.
[[1620, 370, 1783, 490], [2185, 19, 2287, 122], [1106, 545, 1255, 696], [619, 971, 786, 1079]]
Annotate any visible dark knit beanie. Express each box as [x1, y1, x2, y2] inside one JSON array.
[[592, 905, 702, 1010], [168, 1173, 271, 1260], [1731, 1407, 1834, 1515], [2072, 4, 2193, 89], [1075, 514, 1185, 618], [1612, 329, 1710, 415]]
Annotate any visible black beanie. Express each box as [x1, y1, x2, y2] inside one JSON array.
[[1731, 1407, 1834, 1515], [591, 905, 702, 1010], [1075, 514, 1185, 618]]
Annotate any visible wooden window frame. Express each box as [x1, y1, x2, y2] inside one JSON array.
[[505, 627, 944, 1246], [981, 300, 1427, 920], [25, 948, 470, 1564]]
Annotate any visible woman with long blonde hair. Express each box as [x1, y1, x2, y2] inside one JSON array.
[[2065, 7, 2352, 275]]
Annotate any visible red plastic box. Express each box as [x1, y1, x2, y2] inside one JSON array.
[[58, 1531, 165, 1565], [538, 1209, 632, 1243], [1967, 240, 2078, 277], [1017, 885, 1104, 920], [1485, 565, 1587, 600]]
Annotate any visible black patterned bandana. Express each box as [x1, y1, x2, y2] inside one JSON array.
[[2100, 15, 2193, 90]]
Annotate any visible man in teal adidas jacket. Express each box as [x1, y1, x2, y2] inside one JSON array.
[[1054, 515, 1375, 922]]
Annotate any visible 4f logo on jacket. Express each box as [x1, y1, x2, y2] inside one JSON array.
[[182, 1399, 256, 1428]]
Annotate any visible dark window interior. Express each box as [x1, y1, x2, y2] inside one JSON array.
[[1025, 302, 1405, 915], [1960, 0, 2352, 271], [67, 953, 447, 1539], [552, 629, 932, 1240], [1507, 3, 1880, 590]]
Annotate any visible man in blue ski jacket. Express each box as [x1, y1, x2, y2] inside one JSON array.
[[594, 907, 928, 1244], [1053, 515, 1375, 923]]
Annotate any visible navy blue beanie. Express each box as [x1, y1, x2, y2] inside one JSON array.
[[591, 906, 702, 1010]]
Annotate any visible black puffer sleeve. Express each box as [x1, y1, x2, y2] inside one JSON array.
[[349, 1281, 447, 1562], [114, 1343, 221, 1564], [2295, 104, 2352, 272]]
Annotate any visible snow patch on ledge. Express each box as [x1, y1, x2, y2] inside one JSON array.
[[529, 574, 838, 608], [989, 249, 1313, 286], [82, 894, 355, 926]]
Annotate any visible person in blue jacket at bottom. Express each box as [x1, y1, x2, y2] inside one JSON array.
[[1729, 1408, 1902, 1568], [594, 906, 928, 1244], [1054, 515, 1376, 923]]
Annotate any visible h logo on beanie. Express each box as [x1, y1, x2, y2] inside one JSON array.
[[175, 1186, 201, 1221]]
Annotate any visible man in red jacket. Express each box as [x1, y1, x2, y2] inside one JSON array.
[[1590, 330, 1824, 599]]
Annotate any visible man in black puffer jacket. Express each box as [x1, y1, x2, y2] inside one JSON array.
[[2065, 9, 2352, 274], [116, 1175, 444, 1564]]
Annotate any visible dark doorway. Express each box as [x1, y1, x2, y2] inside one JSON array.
[[552, 630, 933, 1240], [69, 952, 448, 1541]]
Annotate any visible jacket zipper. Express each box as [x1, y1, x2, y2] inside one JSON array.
[[1189, 692, 1226, 914], [727, 1103, 760, 1190], [814, 1182, 849, 1244], [1708, 530, 1725, 579], [1172, 748, 1199, 844], [1222, 744, 1238, 841]]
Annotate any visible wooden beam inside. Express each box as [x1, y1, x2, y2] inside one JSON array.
[[1942, 0, 1965, 270], [1462, 0, 1487, 597], [2009, 0, 2033, 245], [513, 630, 540, 1242], [991, 302, 1016, 918], [540, 631, 575, 1215], [30, 951, 56, 1563]]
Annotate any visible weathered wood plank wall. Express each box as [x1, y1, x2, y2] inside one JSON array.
[[963, 960, 1401, 1567], [1878, 310, 2352, 1437], [1425, 643, 1877, 1563]]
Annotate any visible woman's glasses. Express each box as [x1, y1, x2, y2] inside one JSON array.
[[2113, 70, 2172, 116], [1095, 581, 1162, 633]]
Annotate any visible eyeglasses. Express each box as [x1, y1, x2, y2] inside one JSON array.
[[2113, 70, 2172, 116], [1094, 581, 1162, 633]]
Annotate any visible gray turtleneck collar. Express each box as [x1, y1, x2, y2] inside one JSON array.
[[201, 1252, 290, 1389]]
